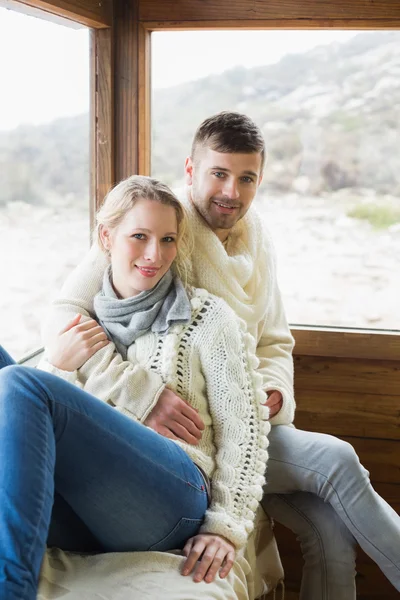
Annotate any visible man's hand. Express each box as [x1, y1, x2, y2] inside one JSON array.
[[144, 388, 205, 445], [46, 314, 109, 371], [264, 390, 283, 418], [182, 533, 236, 583]]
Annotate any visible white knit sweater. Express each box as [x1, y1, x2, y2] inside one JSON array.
[[41, 287, 270, 549], [42, 195, 295, 426]]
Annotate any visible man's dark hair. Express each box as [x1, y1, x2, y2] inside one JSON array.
[[191, 111, 266, 169]]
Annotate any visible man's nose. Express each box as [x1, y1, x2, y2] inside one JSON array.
[[223, 179, 240, 200]]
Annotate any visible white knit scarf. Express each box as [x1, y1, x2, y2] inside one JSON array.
[[181, 192, 273, 341]]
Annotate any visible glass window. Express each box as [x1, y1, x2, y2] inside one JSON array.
[[0, 9, 90, 359], [151, 30, 400, 330]]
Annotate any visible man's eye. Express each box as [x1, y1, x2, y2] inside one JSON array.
[[213, 171, 225, 178], [241, 177, 253, 183]]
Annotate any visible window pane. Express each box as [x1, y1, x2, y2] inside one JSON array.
[[0, 10, 90, 359], [151, 30, 400, 331]]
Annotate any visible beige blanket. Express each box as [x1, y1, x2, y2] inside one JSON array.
[[38, 506, 284, 600]]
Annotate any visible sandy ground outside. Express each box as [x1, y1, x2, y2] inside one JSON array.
[[1, 193, 399, 360]]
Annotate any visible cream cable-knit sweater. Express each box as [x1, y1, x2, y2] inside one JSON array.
[[41, 287, 271, 549], [42, 194, 295, 426]]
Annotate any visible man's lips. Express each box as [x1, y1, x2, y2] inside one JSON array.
[[135, 266, 160, 278], [212, 200, 239, 214]]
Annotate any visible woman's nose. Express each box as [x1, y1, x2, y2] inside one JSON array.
[[144, 241, 161, 262]]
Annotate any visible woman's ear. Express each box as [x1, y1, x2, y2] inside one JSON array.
[[99, 225, 112, 254]]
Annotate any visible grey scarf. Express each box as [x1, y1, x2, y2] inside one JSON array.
[[94, 266, 192, 359]]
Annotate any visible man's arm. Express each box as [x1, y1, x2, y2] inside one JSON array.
[[256, 238, 296, 426], [41, 244, 107, 344]]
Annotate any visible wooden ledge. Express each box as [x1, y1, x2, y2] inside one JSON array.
[[292, 326, 400, 361]]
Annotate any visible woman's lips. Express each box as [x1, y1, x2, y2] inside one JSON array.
[[135, 266, 160, 278]]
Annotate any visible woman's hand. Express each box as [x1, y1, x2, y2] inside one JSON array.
[[181, 533, 236, 583], [46, 314, 109, 371]]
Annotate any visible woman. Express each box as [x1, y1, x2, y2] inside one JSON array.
[[0, 176, 270, 600]]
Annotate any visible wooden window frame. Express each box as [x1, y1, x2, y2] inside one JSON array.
[[5, 0, 400, 359]]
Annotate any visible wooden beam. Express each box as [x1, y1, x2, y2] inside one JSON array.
[[139, 0, 400, 23], [90, 26, 114, 230], [113, 0, 140, 181], [138, 23, 151, 175], [2, 0, 112, 28], [142, 18, 400, 30]]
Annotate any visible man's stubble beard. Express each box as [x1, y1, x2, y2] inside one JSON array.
[[191, 187, 244, 233]]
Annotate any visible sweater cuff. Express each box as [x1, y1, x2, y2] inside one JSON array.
[[265, 383, 295, 426], [37, 358, 79, 385], [200, 511, 252, 550], [134, 380, 166, 423]]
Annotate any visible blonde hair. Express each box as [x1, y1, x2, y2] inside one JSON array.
[[95, 175, 193, 286]]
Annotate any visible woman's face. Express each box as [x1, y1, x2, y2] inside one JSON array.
[[102, 198, 178, 298]]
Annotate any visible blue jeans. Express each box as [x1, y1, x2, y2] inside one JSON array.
[[0, 347, 207, 600]]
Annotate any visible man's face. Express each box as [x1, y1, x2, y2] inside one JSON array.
[[185, 147, 263, 240]]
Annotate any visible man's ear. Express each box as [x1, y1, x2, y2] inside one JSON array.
[[184, 156, 194, 185]]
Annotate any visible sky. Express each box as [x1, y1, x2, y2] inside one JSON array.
[[0, 8, 359, 131]]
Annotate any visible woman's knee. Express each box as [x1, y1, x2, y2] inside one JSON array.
[[0, 364, 49, 409]]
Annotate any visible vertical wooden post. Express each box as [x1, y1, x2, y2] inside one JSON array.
[[90, 26, 114, 229]]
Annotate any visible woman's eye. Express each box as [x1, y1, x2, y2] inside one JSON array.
[[162, 237, 175, 243], [132, 233, 145, 240]]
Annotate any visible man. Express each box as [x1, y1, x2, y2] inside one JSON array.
[[43, 112, 399, 599]]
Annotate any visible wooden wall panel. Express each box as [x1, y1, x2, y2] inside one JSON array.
[[294, 356, 400, 396], [285, 349, 400, 598], [139, 0, 400, 24], [294, 389, 400, 440]]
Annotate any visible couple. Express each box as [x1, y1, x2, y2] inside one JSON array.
[[0, 112, 399, 600]]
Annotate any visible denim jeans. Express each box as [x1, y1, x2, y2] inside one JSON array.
[[263, 425, 400, 598], [0, 346, 207, 600]]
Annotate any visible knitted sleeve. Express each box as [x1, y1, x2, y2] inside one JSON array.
[[42, 243, 107, 342], [40, 243, 165, 422], [198, 301, 270, 549], [38, 341, 165, 422], [256, 233, 296, 426]]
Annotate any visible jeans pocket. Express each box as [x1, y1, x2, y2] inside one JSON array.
[[180, 458, 209, 494], [149, 517, 203, 552]]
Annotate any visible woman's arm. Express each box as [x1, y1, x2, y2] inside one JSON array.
[[198, 299, 270, 549], [40, 245, 169, 422], [39, 332, 166, 423]]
